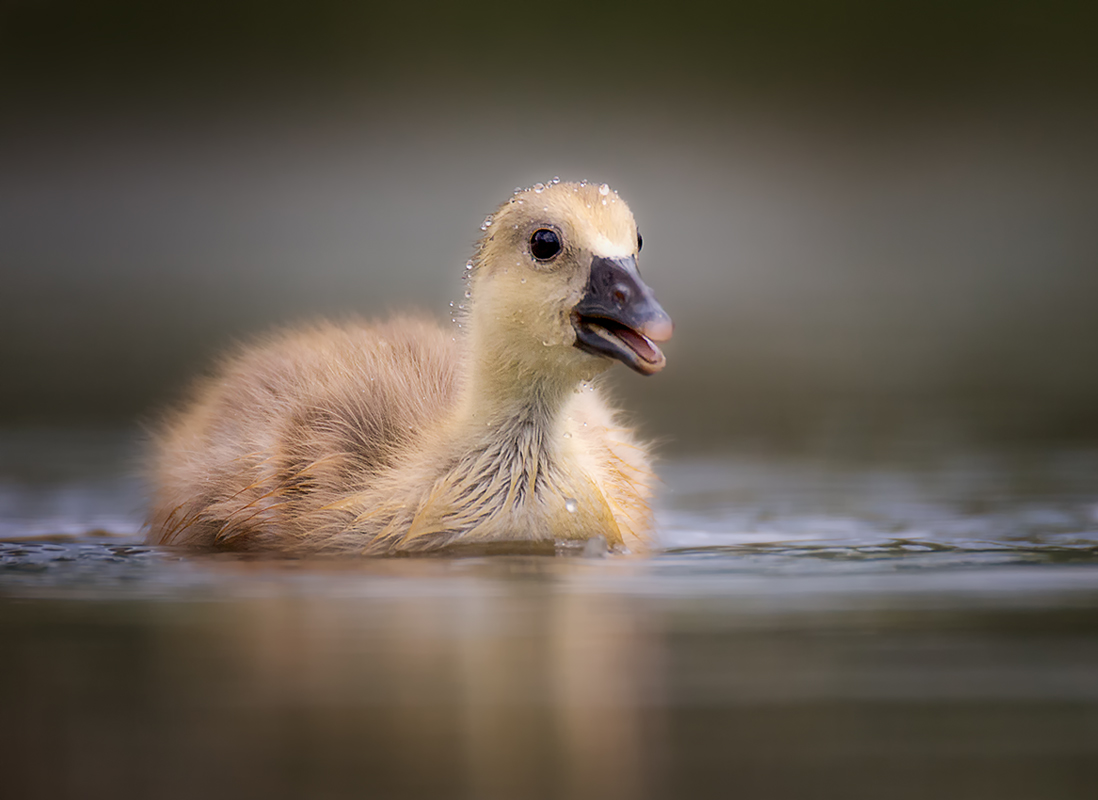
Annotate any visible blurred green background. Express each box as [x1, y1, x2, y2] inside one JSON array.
[[2, 0, 1097, 450]]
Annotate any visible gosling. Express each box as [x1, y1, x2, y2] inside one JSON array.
[[147, 180, 673, 554]]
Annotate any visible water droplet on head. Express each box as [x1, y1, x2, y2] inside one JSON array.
[[464, 290, 471, 298], [449, 301, 454, 307], [551, 176, 560, 184], [520, 277, 526, 284], [601, 199, 607, 206], [465, 261, 474, 271], [565, 498, 578, 514], [533, 182, 545, 193], [562, 432, 572, 439], [599, 183, 610, 196]]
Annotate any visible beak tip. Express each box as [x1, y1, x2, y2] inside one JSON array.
[[644, 315, 674, 343]]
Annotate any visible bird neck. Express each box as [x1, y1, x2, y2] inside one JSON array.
[[456, 334, 577, 447], [405, 321, 622, 547]]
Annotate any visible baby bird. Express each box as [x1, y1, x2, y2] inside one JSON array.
[[147, 180, 672, 554]]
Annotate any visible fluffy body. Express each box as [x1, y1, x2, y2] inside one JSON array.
[[147, 181, 663, 554]]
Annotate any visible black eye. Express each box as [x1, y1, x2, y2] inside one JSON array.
[[637, 231, 643, 252], [530, 228, 562, 261]]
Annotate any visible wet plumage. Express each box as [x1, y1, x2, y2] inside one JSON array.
[[147, 181, 672, 554]]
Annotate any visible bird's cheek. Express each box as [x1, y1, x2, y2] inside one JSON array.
[[540, 311, 577, 348]]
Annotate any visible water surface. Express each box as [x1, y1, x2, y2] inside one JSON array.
[[2, 429, 1097, 799]]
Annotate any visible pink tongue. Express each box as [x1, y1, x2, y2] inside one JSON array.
[[615, 326, 658, 362]]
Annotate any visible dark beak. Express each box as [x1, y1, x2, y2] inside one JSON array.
[[571, 255, 673, 376]]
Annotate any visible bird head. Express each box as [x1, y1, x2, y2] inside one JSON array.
[[465, 181, 672, 381]]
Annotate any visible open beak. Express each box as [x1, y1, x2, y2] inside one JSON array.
[[571, 255, 673, 376]]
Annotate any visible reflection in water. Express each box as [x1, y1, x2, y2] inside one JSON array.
[[3, 549, 1098, 799], [2, 555, 1098, 798], [0, 561, 668, 800]]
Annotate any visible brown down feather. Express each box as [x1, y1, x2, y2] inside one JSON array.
[[146, 181, 662, 554]]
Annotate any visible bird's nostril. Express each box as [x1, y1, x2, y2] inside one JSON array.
[[612, 286, 629, 305]]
